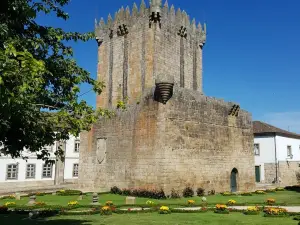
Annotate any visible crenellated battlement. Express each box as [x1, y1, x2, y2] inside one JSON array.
[[95, 0, 206, 47], [95, 0, 206, 109]]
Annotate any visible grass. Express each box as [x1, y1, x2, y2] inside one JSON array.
[[1, 191, 299, 206], [0, 212, 298, 225]]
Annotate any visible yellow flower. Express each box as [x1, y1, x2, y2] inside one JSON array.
[[247, 206, 259, 211], [266, 198, 275, 203], [216, 204, 227, 210], [105, 201, 113, 206], [160, 206, 169, 211], [5, 202, 16, 207], [228, 199, 236, 205], [68, 201, 78, 206], [188, 200, 195, 205], [102, 206, 110, 211], [146, 200, 155, 205]]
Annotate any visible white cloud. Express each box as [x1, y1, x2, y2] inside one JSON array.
[[259, 112, 300, 134]]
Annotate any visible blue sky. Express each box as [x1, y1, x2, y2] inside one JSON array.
[[39, 0, 300, 132]]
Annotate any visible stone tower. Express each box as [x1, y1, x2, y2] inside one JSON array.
[[95, 0, 206, 108], [78, 0, 255, 194]]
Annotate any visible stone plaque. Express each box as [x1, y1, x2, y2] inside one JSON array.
[[125, 196, 136, 205]]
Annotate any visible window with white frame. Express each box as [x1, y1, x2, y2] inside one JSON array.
[[42, 164, 53, 178], [254, 143, 260, 156], [73, 163, 79, 177], [26, 164, 36, 179], [74, 139, 80, 153], [287, 145, 292, 158], [6, 164, 18, 180]]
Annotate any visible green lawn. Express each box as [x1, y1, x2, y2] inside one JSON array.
[[1, 191, 299, 206], [0, 212, 298, 225]]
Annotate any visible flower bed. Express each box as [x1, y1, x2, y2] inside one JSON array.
[[221, 192, 234, 196], [56, 190, 82, 196], [214, 204, 229, 214], [159, 206, 171, 214], [254, 190, 266, 195], [34, 202, 47, 207], [101, 206, 112, 215], [264, 207, 288, 217], [227, 200, 236, 206], [244, 206, 260, 215], [266, 189, 276, 193], [187, 200, 195, 206], [275, 187, 285, 191], [240, 192, 253, 196], [266, 198, 275, 205], [5, 202, 16, 207], [105, 201, 113, 206], [68, 201, 79, 207]]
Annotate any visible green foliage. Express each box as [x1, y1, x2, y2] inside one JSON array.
[[196, 188, 205, 197], [56, 190, 82, 196], [0, 0, 112, 160], [170, 189, 181, 199], [182, 187, 194, 198]]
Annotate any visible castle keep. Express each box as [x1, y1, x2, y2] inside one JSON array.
[[78, 0, 256, 193]]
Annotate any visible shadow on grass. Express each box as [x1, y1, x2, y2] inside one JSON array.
[[0, 214, 93, 225]]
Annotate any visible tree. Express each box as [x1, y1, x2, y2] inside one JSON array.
[[0, 0, 110, 161]]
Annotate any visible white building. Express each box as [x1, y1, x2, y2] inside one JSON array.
[[0, 135, 80, 193], [254, 121, 300, 186]]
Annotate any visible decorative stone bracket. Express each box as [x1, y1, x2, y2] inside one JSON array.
[[154, 74, 174, 105]]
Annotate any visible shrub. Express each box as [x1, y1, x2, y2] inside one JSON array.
[[196, 188, 205, 197], [159, 206, 171, 214], [244, 206, 260, 215], [183, 187, 194, 198], [285, 185, 300, 193], [146, 200, 155, 206], [255, 190, 266, 194], [170, 189, 180, 199], [100, 206, 112, 215], [208, 189, 215, 195], [266, 189, 276, 193], [111, 186, 122, 195], [228, 200, 236, 205], [221, 192, 233, 196], [121, 188, 132, 196], [215, 204, 229, 214], [266, 198, 275, 205], [0, 206, 8, 214], [5, 202, 16, 207], [68, 201, 79, 207], [105, 201, 113, 206], [241, 192, 252, 196], [57, 190, 82, 196], [34, 202, 46, 207], [121, 188, 166, 199], [275, 187, 285, 191], [187, 200, 195, 205], [264, 207, 287, 216]]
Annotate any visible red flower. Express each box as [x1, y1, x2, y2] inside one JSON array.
[[128, 208, 131, 211]]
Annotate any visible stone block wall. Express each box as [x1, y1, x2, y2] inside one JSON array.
[[79, 88, 256, 193], [95, 3, 206, 109], [278, 161, 300, 186]]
